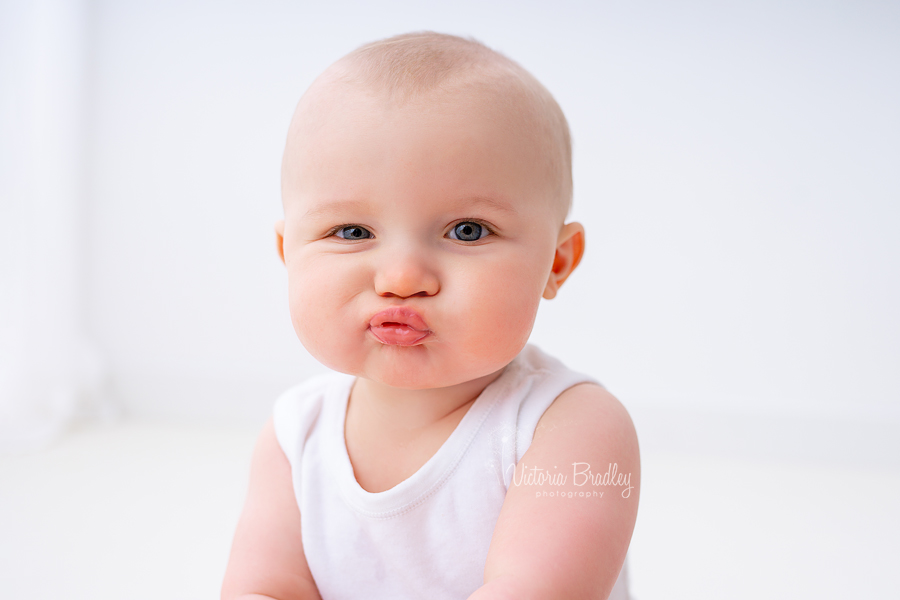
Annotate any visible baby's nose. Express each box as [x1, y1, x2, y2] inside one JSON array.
[[373, 250, 440, 298]]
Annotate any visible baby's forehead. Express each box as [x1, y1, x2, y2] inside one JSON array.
[[300, 73, 533, 132], [283, 33, 572, 220]]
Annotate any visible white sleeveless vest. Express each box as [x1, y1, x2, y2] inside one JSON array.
[[273, 344, 630, 600]]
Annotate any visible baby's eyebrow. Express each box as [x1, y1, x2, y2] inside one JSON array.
[[301, 199, 371, 220], [300, 195, 516, 220], [452, 195, 517, 215]]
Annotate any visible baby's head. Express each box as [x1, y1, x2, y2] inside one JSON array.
[[277, 32, 584, 390], [284, 32, 573, 222]]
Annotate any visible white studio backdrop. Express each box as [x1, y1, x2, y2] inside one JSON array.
[[1, 0, 898, 459], [0, 0, 111, 451]]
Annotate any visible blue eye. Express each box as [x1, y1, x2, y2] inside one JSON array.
[[449, 222, 489, 242], [335, 225, 372, 240]]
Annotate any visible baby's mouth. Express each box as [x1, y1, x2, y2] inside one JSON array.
[[368, 308, 432, 346]]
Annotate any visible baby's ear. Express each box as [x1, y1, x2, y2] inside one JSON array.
[[275, 220, 286, 264], [543, 222, 585, 299]]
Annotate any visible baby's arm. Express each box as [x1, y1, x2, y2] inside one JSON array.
[[469, 383, 640, 600], [221, 418, 321, 600]]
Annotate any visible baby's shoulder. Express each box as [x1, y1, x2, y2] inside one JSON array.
[[543, 381, 634, 432], [534, 382, 638, 461], [272, 370, 351, 463]]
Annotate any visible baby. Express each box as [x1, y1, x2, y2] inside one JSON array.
[[222, 32, 639, 600]]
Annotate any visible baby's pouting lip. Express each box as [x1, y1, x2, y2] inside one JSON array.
[[368, 307, 432, 346]]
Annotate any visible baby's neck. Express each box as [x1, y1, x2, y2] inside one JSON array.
[[344, 369, 505, 493], [349, 370, 503, 435]]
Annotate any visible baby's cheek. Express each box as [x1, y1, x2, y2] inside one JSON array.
[[469, 268, 541, 348], [288, 283, 316, 346], [288, 261, 367, 371], [288, 271, 334, 345]]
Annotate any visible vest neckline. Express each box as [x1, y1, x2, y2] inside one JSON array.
[[325, 359, 522, 517]]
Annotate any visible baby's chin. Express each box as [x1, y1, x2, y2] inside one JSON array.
[[311, 345, 500, 391], [360, 349, 461, 390]]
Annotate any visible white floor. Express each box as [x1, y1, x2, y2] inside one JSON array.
[[1, 420, 899, 599]]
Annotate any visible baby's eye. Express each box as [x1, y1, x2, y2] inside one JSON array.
[[334, 225, 372, 240], [448, 221, 490, 242]]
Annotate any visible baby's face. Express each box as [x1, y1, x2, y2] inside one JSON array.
[[279, 85, 569, 389]]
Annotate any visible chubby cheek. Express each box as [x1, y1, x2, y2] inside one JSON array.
[[286, 258, 365, 371], [453, 252, 549, 367]]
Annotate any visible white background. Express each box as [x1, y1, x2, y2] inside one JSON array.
[[2, 2, 900, 598], [2, 0, 899, 452]]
